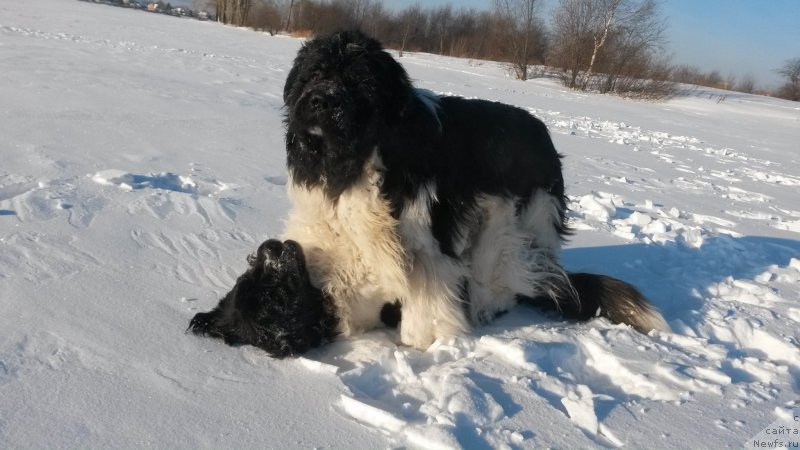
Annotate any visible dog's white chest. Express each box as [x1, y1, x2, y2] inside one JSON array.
[[282, 155, 411, 333]]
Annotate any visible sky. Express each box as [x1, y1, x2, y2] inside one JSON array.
[[382, 0, 800, 89], [170, 0, 800, 89], [660, 0, 800, 89]]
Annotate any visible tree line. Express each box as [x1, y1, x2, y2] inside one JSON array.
[[208, 0, 799, 101]]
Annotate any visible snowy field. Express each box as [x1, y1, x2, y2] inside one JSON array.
[[1, 1, 799, 448]]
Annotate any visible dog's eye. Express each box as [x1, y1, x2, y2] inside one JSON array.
[[309, 71, 322, 81]]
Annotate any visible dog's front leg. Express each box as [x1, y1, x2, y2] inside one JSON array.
[[400, 254, 470, 350], [187, 293, 241, 345]]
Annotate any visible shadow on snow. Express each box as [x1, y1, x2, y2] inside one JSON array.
[[561, 235, 800, 327]]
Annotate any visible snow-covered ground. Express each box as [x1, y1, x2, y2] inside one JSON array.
[[2, 1, 799, 448]]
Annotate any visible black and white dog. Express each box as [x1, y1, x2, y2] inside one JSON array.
[[188, 30, 668, 357]]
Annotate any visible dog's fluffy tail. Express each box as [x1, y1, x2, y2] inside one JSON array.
[[541, 273, 669, 333]]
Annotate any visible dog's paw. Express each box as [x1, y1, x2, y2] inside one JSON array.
[[187, 311, 217, 336], [380, 300, 402, 328]]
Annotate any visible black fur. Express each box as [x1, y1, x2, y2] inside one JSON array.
[[283, 30, 569, 256], [283, 30, 414, 199], [565, 273, 659, 333], [379, 300, 402, 328], [187, 239, 339, 358], [519, 273, 660, 332]]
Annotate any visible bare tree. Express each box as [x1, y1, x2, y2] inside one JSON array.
[[493, 0, 546, 80], [705, 69, 723, 88], [215, 0, 253, 26], [776, 57, 800, 101], [246, 0, 283, 34], [429, 6, 453, 55], [348, 0, 376, 28], [581, 0, 621, 89], [735, 74, 755, 94], [549, 0, 670, 97], [359, 1, 387, 37], [284, 0, 294, 31], [396, 5, 424, 57], [447, 9, 479, 58], [549, 0, 595, 87], [251, 0, 672, 100], [192, 0, 214, 12]]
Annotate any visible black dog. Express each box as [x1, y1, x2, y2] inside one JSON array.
[[189, 30, 667, 357], [188, 239, 339, 358]]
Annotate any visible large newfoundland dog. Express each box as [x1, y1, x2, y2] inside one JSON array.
[[188, 30, 668, 357]]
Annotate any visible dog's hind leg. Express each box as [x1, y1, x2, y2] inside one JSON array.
[[513, 190, 669, 333], [466, 191, 569, 324]]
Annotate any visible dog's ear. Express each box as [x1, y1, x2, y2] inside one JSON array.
[[246, 250, 258, 268], [370, 50, 413, 116], [346, 42, 365, 55], [336, 31, 412, 115], [283, 63, 300, 103], [352, 30, 383, 53], [279, 240, 310, 291], [332, 30, 377, 50]]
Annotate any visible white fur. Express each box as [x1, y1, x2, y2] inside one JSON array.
[[282, 151, 406, 336], [631, 303, 671, 333], [395, 181, 470, 349], [281, 150, 574, 349], [466, 191, 571, 324], [414, 88, 442, 130]]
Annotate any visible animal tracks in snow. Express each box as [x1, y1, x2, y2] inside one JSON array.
[[130, 228, 253, 289], [297, 297, 798, 449], [0, 232, 100, 281], [568, 191, 735, 247], [1, 169, 244, 230], [0, 167, 254, 294], [530, 108, 799, 234], [311, 336, 531, 449], [532, 108, 777, 170], [0, 175, 63, 224], [0, 24, 267, 69]]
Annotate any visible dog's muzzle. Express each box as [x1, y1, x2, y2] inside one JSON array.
[[307, 92, 340, 113], [294, 83, 349, 127]]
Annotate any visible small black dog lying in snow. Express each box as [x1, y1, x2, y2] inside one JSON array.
[[188, 239, 339, 358], [188, 30, 667, 358], [188, 239, 401, 358]]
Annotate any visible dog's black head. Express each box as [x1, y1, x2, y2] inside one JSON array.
[[187, 239, 338, 358], [283, 30, 414, 198]]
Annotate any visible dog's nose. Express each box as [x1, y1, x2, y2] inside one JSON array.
[[309, 93, 336, 111]]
